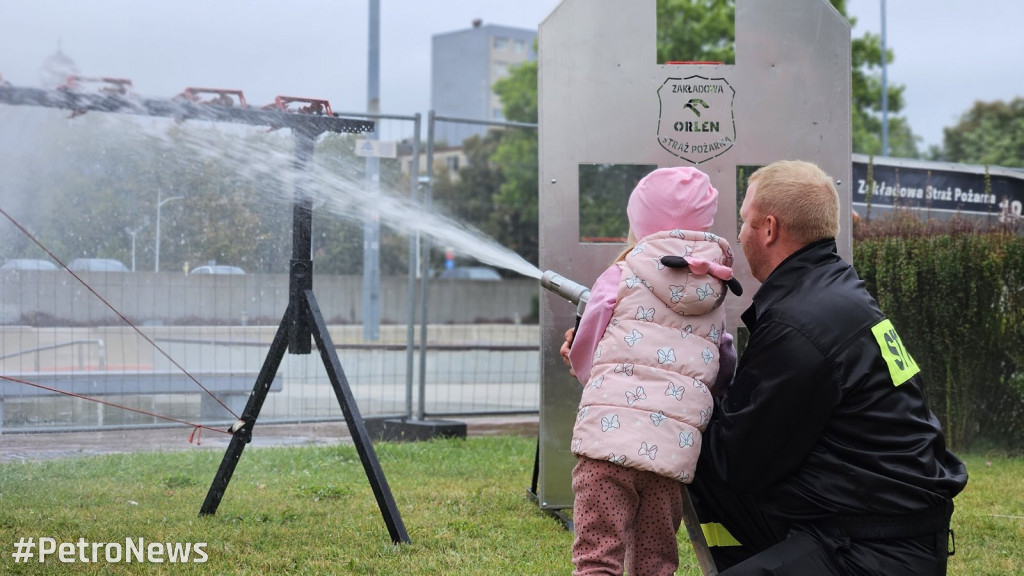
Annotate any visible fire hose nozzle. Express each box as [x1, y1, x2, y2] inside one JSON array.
[[540, 270, 591, 318]]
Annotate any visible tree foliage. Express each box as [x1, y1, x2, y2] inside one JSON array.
[[432, 131, 506, 230], [940, 97, 1024, 168], [491, 60, 541, 265], [490, 128, 540, 265]]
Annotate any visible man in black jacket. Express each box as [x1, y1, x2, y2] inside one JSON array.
[[691, 160, 968, 575]]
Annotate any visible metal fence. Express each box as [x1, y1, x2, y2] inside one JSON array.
[[0, 102, 542, 433], [417, 113, 541, 420]]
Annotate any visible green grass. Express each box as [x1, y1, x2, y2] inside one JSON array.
[[0, 438, 1021, 575]]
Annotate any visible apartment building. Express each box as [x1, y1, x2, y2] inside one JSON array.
[[431, 20, 536, 143]]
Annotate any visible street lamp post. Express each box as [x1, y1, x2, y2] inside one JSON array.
[[881, 0, 889, 156], [155, 190, 183, 272], [125, 224, 146, 271]]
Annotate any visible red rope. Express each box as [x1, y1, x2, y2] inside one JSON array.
[[0, 374, 231, 437], [0, 207, 240, 419], [188, 425, 203, 445]]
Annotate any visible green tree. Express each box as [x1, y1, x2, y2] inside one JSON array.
[[490, 128, 540, 265], [432, 131, 506, 229], [848, 14, 919, 158], [491, 59, 540, 266], [940, 98, 1024, 168]]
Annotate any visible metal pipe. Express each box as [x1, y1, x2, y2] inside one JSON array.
[[155, 190, 182, 272], [404, 113, 422, 420], [363, 0, 382, 341], [416, 111, 436, 421], [539, 270, 590, 319]]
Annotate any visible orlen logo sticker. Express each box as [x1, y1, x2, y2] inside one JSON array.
[[657, 76, 736, 164]]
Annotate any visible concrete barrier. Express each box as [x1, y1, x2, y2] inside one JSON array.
[[0, 271, 539, 325]]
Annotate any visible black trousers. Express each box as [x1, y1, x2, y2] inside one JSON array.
[[687, 478, 952, 576]]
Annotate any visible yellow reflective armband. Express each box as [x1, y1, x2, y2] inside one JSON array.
[[871, 318, 920, 386]]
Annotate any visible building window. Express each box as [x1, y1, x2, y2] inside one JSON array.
[[493, 61, 510, 77], [446, 156, 460, 172], [493, 36, 509, 51], [514, 39, 526, 53], [492, 108, 504, 121]]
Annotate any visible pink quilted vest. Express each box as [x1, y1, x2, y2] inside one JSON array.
[[571, 229, 734, 483]]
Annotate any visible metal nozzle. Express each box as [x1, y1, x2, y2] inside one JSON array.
[[540, 270, 591, 317]]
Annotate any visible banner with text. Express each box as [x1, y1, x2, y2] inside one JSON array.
[[852, 159, 1024, 221]]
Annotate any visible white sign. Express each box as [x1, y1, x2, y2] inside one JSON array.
[[355, 139, 397, 158]]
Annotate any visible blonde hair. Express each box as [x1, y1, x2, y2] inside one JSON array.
[[615, 229, 638, 263], [747, 160, 839, 244]]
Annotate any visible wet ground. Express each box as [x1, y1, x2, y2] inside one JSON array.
[[0, 415, 539, 463]]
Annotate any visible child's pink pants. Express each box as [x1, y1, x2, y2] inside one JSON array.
[[572, 456, 684, 575]]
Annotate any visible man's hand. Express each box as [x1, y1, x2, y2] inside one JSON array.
[[559, 327, 576, 377]]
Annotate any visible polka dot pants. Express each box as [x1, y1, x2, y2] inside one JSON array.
[[572, 456, 684, 575]]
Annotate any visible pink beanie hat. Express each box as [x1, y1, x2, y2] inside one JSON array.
[[627, 167, 718, 238]]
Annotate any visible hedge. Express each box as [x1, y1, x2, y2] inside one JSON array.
[[853, 215, 1024, 452]]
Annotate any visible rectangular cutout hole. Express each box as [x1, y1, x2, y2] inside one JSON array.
[[578, 163, 657, 243], [656, 0, 736, 65]]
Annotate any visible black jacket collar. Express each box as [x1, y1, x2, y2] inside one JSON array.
[[741, 238, 840, 328]]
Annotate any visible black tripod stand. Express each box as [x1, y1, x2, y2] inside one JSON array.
[[199, 125, 411, 544]]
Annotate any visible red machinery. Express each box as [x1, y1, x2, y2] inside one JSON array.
[[176, 87, 247, 108], [262, 95, 333, 116], [58, 75, 134, 96]]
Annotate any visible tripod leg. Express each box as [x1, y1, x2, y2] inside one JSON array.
[[200, 312, 291, 516], [304, 290, 411, 544]]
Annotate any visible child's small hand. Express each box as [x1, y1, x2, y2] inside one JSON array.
[[560, 327, 576, 377], [710, 331, 736, 397]]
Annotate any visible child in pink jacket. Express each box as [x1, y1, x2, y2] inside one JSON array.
[[564, 166, 738, 575]]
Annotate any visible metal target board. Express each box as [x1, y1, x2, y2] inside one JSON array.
[[536, 0, 851, 511]]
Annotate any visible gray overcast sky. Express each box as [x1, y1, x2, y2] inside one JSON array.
[[2, 1, 1022, 153]]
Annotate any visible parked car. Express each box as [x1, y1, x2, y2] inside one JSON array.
[[438, 266, 502, 281], [190, 265, 246, 275], [68, 258, 128, 272], [1, 258, 57, 271]]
